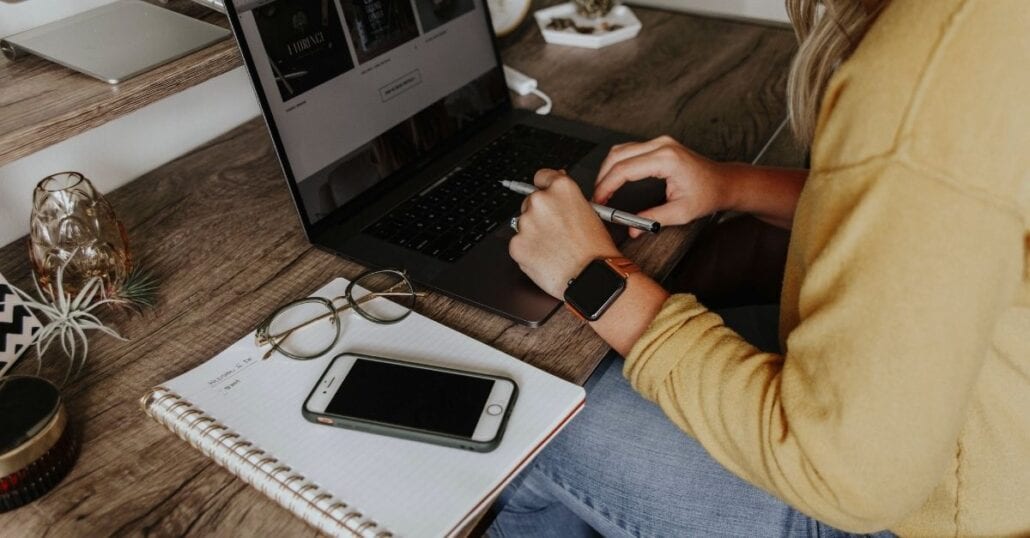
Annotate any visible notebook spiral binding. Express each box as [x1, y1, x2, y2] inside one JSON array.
[[141, 387, 394, 538]]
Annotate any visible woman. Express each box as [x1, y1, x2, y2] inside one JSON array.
[[491, 0, 1028, 536]]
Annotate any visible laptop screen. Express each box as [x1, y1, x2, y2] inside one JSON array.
[[229, 0, 507, 228]]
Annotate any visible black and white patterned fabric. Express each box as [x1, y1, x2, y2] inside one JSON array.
[[0, 273, 42, 377]]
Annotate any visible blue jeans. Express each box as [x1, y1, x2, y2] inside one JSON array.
[[489, 306, 894, 537]]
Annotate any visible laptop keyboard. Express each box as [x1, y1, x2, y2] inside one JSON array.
[[364, 125, 596, 262]]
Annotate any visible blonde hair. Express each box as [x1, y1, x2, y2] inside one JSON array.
[[786, 0, 886, 146]]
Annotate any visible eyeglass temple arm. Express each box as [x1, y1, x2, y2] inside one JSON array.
[[258, 291, 418, 360], [258, 288, 427, 347]]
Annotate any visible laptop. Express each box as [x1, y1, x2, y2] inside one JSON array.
[[223, 0, 664, 326]]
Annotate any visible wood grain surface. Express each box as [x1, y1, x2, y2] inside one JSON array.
[[0, 0, 242, 167], [0, 8, 797, 536]]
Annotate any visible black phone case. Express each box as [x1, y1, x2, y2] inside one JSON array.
[[302, 352, 518, 452]]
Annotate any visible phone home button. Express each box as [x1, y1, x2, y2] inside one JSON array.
[[486, 404, 503, 416]]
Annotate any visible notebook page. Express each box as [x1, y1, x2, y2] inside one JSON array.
[[161, 278, 585, 537]]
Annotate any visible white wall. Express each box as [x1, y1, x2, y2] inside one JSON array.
[[0, 0, 260, 247]]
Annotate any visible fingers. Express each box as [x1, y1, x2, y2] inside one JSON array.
[[532, 168, 566, 189], [593, 146, 678, 204], [522, 170, 581, 215], [596, 135, 675, 184], [508, 234, 526, 263]]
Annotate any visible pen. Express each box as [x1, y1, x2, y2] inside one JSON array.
[[499, 180, 662, 234]]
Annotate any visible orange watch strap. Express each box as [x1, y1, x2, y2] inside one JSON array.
[[602, 256, 641, 279]]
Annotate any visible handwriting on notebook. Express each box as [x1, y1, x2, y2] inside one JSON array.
[[206, 355, 259, 394]]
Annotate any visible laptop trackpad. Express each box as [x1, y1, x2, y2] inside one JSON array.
[[430, 175, 665, 327], [431, 237, 560, 326]]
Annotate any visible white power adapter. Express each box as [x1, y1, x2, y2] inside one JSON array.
[[503, 65, 552, 115], [503, 65, 538, 95]]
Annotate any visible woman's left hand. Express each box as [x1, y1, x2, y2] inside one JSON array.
[[508, 169, 622, 299]]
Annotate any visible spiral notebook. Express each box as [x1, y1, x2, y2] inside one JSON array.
[[140, 277, 585, 537]]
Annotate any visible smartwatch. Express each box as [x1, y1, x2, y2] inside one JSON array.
[[563, 257, 641, 321]]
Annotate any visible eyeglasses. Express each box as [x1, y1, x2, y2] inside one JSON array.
[[255, 269, 425, 360]]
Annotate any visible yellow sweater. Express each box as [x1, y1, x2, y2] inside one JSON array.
[[624, 1, 1029, 535]]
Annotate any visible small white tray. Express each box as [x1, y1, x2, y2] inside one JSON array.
[[534, 2, 642, 49]]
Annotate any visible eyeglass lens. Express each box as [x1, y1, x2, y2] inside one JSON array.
[[262, 270, 417, 360], [266, 298, 340, 359], [349, 270, 416, 323]]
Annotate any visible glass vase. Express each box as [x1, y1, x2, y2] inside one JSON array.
[[28, 172, 131, 298]]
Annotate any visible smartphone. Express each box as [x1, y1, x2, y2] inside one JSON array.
[[303, 353, 518, 452]]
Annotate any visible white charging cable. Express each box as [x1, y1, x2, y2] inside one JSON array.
[[503, 65, 553, 115], [528, 88, 553, 115]]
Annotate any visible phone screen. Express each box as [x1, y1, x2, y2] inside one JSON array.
[[325, 359, 495, 438]]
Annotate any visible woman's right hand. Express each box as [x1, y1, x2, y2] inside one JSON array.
[[593, 135, 734, 238]]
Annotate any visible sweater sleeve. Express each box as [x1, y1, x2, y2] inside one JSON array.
[[623, 160, 1022, 532]]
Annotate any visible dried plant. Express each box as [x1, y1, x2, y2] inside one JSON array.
[[108, 263, 159, 312], [573, 0, 616, 18], [10, 256, 126, 386]]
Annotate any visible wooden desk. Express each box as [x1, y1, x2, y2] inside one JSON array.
[[0, 8, 796, 535]]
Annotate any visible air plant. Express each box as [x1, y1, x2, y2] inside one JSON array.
[[10, 256, 127, 386], [108, 263, 159, 312]]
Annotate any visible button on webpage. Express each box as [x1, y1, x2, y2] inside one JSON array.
[[486, 404, 503, 416], [379, 69, 423, 102]]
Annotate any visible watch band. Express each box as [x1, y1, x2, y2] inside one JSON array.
[[601, 257, 641, 279]]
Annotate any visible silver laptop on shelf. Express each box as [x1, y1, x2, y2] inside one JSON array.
[[1, 1, 228, 84], [223, 0, 663, 326]]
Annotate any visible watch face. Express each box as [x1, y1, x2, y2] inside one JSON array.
[[564, 260, 626, 320]]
